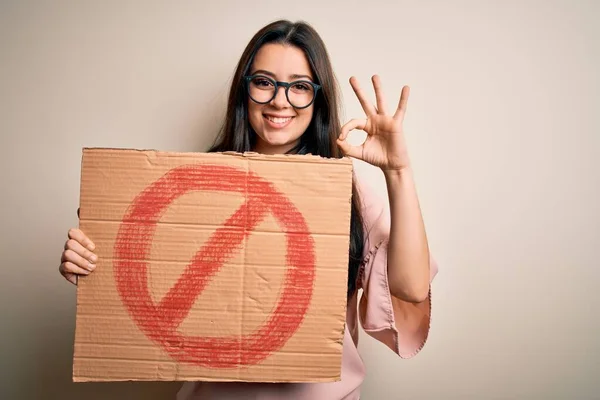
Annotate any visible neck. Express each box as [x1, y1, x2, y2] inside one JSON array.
[[252, 138, 299, 155]]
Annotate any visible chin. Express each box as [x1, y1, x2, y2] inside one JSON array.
[[256, 130, 302, 153], [264, 133, 296, 146]]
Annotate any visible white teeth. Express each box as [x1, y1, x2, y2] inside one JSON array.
[[266, 116, 292, 124]]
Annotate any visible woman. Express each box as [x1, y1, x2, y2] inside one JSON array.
[[59, 19, 438, 399]]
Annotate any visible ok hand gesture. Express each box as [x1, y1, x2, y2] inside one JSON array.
[[337, 75, 412, 172]]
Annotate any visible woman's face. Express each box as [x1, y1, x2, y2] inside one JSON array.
[[247, 43, 315, 154]]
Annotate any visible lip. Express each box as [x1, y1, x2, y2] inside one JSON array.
[[263, 114, 294, 129], [264, 113, 295, 118]]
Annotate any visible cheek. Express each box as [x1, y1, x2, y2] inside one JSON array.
[[247, 101, 263, 132], [297, 108, 314, 130]]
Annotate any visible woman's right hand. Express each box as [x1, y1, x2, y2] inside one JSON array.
[[59, 228, 97, 285]]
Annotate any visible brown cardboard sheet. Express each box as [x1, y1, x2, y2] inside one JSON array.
[[72, 148, 353, 382]]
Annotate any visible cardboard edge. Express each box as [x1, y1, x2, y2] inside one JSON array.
[[72, 374, 342, 383], [80, 147, 354, 166], [72, 148, 86, 382], [338, 167, 354, 357]]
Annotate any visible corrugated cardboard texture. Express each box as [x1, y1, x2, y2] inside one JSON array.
[[72, 148, 353, 383]]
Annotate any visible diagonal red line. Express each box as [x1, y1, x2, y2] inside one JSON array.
[[156, 196, 268, 328]]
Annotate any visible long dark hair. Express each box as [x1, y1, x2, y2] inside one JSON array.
[[209, 19, 364, 298]]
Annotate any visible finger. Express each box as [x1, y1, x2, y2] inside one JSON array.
[[64, 273, 78, 285], [68, 228, 95, 251], [60, 261, 91, 277], [349, 76, 377, 116], [336, 136, 364, 160], [393, 85, 410, 121], [65, 239, 98, 264], [372, 75, 388, 115], [58, 266, 79, 285], [339, 118, 368, 141], [62, 249, 96, 272]]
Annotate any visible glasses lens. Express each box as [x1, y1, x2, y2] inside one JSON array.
[[287, 81, 315, 108], [248, 76, 276, 103]]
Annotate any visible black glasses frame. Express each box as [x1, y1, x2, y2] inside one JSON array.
[[243, 75, 322, 109]]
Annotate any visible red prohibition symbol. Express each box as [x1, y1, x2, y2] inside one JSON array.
[[113, 164, 316, 368]]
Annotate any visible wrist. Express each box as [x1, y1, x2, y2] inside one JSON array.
[[382, 166, 413, 180]]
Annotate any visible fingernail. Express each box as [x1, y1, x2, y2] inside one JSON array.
[[87, 243, 95, 251], [87, 263, 96, 271], [90, 254, 98, 263]]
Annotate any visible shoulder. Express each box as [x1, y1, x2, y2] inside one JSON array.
[[351, 159, 390, 249]]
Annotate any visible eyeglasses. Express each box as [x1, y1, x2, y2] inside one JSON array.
[[244, 75, 321, 109]]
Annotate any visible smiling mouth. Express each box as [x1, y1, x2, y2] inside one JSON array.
[[264, 115, 294, 124]]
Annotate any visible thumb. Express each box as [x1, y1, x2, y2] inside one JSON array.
[[336, 137, 363, 160]]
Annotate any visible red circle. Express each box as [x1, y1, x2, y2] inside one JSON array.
[[113, 164, 315, 368]]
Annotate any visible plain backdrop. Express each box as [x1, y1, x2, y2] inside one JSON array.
[[1, 1, 598, 399]]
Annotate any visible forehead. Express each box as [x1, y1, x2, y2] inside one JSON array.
[[251, 43, 313, 80]]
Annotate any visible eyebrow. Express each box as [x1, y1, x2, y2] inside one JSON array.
[[251, 69, 314, 81]]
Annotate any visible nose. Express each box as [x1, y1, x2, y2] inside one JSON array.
[[270, 85, 289, 108]]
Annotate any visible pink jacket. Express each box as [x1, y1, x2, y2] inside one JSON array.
[[177, 170, 439, 400]]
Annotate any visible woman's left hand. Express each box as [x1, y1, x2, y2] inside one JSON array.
[[337, 75, 411, 172]]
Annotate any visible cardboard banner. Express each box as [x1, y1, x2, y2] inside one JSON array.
[[72, 148, 353, 383]]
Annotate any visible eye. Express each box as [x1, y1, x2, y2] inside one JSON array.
[[291, 82, 312, 92], [252, 77, 274, 87]]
